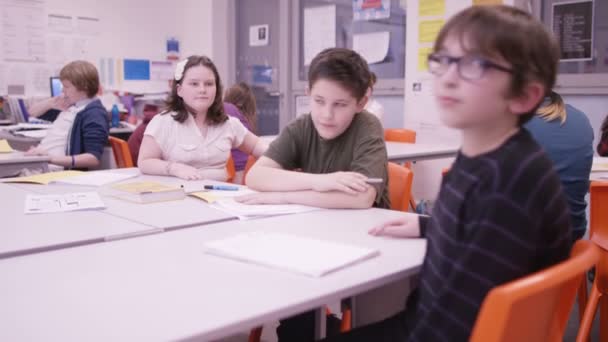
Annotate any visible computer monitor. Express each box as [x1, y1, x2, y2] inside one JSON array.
[[50, 77, 63, 97]]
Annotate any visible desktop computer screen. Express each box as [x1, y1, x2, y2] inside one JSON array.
[[50, 77, 63, 97]]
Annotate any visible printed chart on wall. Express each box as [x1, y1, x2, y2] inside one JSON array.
[[404, 0, 507, 145], [552, 0, 594, 61]]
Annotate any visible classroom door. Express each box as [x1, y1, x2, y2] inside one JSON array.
[[235, 0, 290, 136]]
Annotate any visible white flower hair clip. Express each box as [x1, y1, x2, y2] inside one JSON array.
[[174, 58, 188, 81]]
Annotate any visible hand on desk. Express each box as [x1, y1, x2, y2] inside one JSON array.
[[369, 215, 420, 238], [24, 145, 48, 156], [169, 163, 203, 180], [235, 192, 285, 205], [312, 171, 370, 195]]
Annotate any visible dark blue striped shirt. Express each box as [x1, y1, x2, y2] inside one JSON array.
[[404, 129, 571, 341]]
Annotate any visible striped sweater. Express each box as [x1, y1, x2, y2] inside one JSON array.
[[404, 129, 572, 341]]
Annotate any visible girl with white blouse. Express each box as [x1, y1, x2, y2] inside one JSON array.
[[138, 55, 266, 180]]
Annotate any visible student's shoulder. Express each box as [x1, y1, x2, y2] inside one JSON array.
[[150, 111, 179, 124], [483, 129, 557, 194], [283, 114, 314, 134], [351, 110, 383, 136]]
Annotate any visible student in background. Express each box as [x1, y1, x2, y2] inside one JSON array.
[[224, 82, 258, 183], [127, 105, 159, 166], [324, 6, 571, 341], [364, 72, 384, 124], [525, 91, 593, 242], [239, 47, 389, 342], [25, 60, 109, 170], [138, 55, 266, 180], [597, 114, 608, 156]]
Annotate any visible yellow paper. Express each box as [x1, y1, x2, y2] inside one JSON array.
[[3, 170, 83, 185], [189, 191, 218, 203], [418, 47, 434, 71], [419, 0, 445, 17], [111, 181, 180, 194], [0, 139, 13, 153], [473, 0, 502, 5], [419, 20, 444, 43]]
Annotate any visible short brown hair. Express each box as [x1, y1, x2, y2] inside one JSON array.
[[164, 55, 227, 125], [434, 5, 559, 125], [308, 48, 371, 101], [59, 60, 100, 98], [225, 82, 257, 133]]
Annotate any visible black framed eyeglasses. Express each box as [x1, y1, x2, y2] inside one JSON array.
[[427, 53, 515, 81]]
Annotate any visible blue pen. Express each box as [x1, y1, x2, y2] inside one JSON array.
[[204, 185, 239, 191]]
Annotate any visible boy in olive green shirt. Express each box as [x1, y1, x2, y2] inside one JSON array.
[[238, 48, 389, 210]]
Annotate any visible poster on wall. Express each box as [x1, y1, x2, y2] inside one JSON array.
[[552, 0, 594, 61], [249, 24, 269, 47], [1, 0, 46, 62], [353, 0, 391, 20], [166, 37, 180, 61]]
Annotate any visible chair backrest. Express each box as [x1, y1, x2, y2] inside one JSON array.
[[470, 240, 599, 342], [387, 162, 413, 212], [590, 181, 608, 249], [226, 156, 236, 183], [242, 155, 257, 185], [384, 129, 416, 143], [108, 136, 134, 168]]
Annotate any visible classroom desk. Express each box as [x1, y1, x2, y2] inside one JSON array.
[[260, 135, 459, 163], [5, 169, 238, 230], [0, 183, 155, 259], [0, 152, 49, 178], [0, 208, 425, 341], [591, 156, 608, 181], [0, 130, 40, 151], [385, 141, 458, 163]]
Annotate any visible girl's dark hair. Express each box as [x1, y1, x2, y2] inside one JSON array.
[[308, 48, 371, 100], [164, 55, 227, 124], [224, 82, 258, 133]]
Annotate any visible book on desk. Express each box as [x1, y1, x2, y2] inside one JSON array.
[[106, 181, 186, 204]]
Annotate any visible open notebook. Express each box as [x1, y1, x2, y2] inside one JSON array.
[[204, 232, 380, 277]]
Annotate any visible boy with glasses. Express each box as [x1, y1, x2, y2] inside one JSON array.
[[324, 5, 571, 341]]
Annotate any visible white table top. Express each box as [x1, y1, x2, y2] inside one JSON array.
[[385, 141, 458, 163], [591, 156, 608, 181], [7, 169, 238, 230], [259, 135, 459, 163], [0, 208, 425, 341], [0, 183, 154, 259], [0, 151, 50, 164]]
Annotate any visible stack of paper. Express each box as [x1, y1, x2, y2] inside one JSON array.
[[24, 192, 106, 214], [211, 198, 322, 220], [204, 232, 380, 277]]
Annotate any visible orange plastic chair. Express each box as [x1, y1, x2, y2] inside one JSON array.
[[384, 128, 416, 143], [470, 240, 599, 342], [384, 129, 417, 210], [108, 136, 134, 168], [226, 156, 236, 183], [388, 162, 413, 212], [577, 181, 608, 342], [242, 155, 257, 185]]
